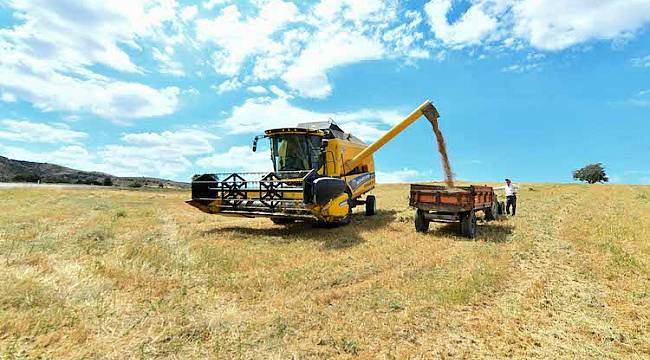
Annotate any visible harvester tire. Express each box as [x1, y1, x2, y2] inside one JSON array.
[[317, 193, 352, 227], [365, 195, 376, 216], [414, 209, 429, 233], [460, 211, 477, 238], [271, 217, 295, 225]]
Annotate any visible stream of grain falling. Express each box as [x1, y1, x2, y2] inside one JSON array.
[[430, 118, 455, 188]]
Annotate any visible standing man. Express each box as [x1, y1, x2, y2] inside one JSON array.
[[493, 179, 519, 216]]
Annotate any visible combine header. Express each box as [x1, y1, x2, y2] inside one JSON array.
[[187, 100, 441, 226]]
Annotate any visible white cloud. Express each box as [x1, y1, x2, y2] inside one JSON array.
[[214, 78, 242, 94], [282, 30, 385, 98], [617, 170, 650, 184], [100, 128, 220, 177], [1, 0, 182, 73], [220, 96, 317, 134], [512, 0, 650, 51], [627, 89, 650, 107], [196, 146, 272, 173], [1, 92, 17, 102], [424, 0, 499, 48], [152, 46, 185, 76], [0, 0, 185, 119], [632, 55, 650, 68], [501, 63, 541, 73], [247, 85, 268, 94], [193, 0, 430, 99], [1, 127, 221, 179], [99, 144, 194, 178], [0, 120, 87, 144], [203, 0, 231, 10], [0, 143, 102, 173], [0, 61, 180, 120], [219, 95, 406, 142], [180, 5, 199, 21], [196, 1, 299, 76], [383, 10, 430, 60], [121, 129, 218, 155], [422, 0, 650, 51], [375, 169, 420, 183], [185, 87, 200, 96]]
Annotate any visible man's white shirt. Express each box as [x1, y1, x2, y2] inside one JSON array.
[[494, 183, 518, 196]]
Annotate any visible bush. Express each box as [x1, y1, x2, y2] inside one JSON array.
[[102, 177, 113, 186], [12, 172, 40, 183], [573, 163, 608, 184]]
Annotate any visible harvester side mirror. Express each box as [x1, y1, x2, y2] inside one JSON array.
[[252, 135, 264, 152]]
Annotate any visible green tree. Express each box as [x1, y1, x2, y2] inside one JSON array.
[[573, 163, 608, 184], [12, 172, 40, 183], [102, 177, 113, 186]]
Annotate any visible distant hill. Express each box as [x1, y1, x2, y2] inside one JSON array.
[[0, 156, 189, 188]]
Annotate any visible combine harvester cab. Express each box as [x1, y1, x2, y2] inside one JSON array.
[[187, 100, 441, 226]]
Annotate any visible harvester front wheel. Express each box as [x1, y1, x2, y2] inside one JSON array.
[[317, 193, 352, 227], [414, 209, 429, 233], [365, 195, 376, 216]]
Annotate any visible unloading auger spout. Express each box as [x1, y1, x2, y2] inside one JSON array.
[[342, 100, 441, 175]]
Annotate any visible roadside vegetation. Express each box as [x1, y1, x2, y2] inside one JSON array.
[[0, 184, 648, 358]]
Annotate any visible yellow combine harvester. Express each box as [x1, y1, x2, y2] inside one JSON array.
[[187, 100, 440, 226]]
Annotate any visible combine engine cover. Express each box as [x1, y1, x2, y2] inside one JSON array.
[[186, 170, 321, 219]]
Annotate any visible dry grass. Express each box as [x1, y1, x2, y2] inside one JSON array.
[[0, 184, 648, 359]]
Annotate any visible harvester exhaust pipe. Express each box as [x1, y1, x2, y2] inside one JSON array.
[[343, 100, 440, 174]]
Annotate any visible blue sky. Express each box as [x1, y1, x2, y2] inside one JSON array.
[[0, 0, 649, 184]]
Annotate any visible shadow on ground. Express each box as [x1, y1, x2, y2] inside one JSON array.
[[430, 221, 515, 243], [203, 209, 398, 250]]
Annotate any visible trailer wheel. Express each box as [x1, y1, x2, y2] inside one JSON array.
[[365, 195, 376, 216], [485, 201, 499, 221], [460, 211, 477, 238], [414, 209, 429, 233]]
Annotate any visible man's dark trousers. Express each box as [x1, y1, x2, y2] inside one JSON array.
[[506, 195, 517, 216]]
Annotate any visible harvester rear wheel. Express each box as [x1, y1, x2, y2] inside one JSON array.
[[365, 195, 376, 216], [414, 209, 429, 233], [460, 211, 477, 238]]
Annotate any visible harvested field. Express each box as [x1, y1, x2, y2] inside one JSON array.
[[1, 184, 649, 358]]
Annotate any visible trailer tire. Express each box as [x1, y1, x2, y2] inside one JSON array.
[[485, 201, 499, 221], [365, 195, 376, 216], [415, 209, 429, 233], [460, 211, 477, 238]]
